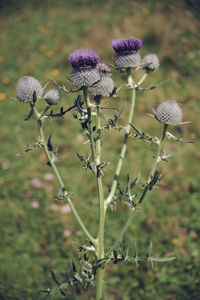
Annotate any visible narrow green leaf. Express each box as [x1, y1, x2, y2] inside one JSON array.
[[149, 256, 176, 262]]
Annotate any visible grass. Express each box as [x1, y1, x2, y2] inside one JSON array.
[[0, 0, 200, 299]]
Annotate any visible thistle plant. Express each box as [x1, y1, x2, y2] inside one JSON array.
[[13, 37, 192, 299]]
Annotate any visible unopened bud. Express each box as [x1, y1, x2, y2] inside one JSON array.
[[142, 54, 159, 71], [16, 76, 43, 102], [44, 89, 61, 105], [155, 100, 182, 125]]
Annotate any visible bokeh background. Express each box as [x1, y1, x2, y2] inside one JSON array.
[[0, 0, 200, 299]]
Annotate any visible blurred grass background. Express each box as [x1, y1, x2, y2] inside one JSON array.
[[0, 0, 200, 299]]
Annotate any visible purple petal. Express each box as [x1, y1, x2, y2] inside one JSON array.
[[69, 49, 100, 69]]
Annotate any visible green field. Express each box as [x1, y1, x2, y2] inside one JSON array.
[[0, 1, 200, 299]]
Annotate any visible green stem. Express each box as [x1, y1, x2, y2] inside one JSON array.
[[147, 123, 168, 183], [105, 70, 136, 209], [137, 72, 148, 86], [33, 106, 96, 246], [95, 96, 105, 300], [107, 123, 168, 252], [83, 87, 96, 165]]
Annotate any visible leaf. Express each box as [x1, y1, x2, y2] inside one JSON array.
[[47, 134, 53, 151], [72, 260, 77, 273], [50, 270, 60, 286], [148, 241, 153, 257], [149, 256, 176, 262]]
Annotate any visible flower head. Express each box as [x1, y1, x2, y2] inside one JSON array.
[[69, 49, 101, 87], [16, 76, 43, 102], [69, 49, 100, 69], [44, 88, 61, 105], [112, 37, 143, 69], [155, 100, 182, 125], [97, 61, 111, 76], [88, 61, 116, 97], [112, 38, 143, 54], [88, 75, 116, 98], [142, 54, 160, 71]]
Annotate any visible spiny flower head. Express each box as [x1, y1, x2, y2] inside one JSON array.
[[16, 76, 43, 103], [88, 75, 116, 98], [69, 49, 100, 69], [69, 49, 101, 87], [142, 54, 160, 71], [113, 52, 141, 69], [44, 88, 61, 105], [97, 61, 111, 76], [112, 37, 143, 54], [89, 61, 116, 97], [155, 100, 183, 125]]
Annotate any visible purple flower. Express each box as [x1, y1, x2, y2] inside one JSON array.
[[50, 203, 58, 210], [44, 173, 54, 181], [31, 201, 40, 209], [60, 203, 71, 214], [69, 49, 101, 87], [112, 38, 143, 54], [63, 229, 72, 237], [112, 38, 143, 69], [31, 178, 43, 188], [69, 49, 100, 69]]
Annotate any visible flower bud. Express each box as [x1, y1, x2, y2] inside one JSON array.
[[142, 54, 160, 71], [88, 75, 116, 98], [44, 89, 61, 105], [88, 61, 116, 97], [16, 76, 43, 102], [155, 100, 182, 125]]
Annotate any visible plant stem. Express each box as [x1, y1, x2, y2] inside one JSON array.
[[33, 106, 96, 246], [83, 87, 96, 165], [147, 123, 168, 183], [82, 90, 105, 299], [107, 123, 168, 252], [95, 96, 105, 300], [105, 69, 136, 209], [137, 72, 148, 86]]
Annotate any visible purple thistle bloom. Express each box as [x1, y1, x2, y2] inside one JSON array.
[[69, 49, 100, 69], [112, 38, 143, 54], [69, 49, 101, 87]]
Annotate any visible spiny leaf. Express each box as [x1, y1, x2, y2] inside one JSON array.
[[47, 134, 53, 151], [50, 270, 60, 286], [149, 256, 176, 262]]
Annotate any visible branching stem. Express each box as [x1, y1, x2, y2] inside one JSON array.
[[107, 123, 168, 253], [105, 69, 136, 209], [33, 106, 96, 246]]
